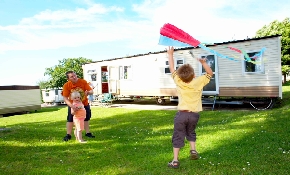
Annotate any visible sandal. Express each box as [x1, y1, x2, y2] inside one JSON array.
[[190, 150, 199, 160], [168, 160, 180, 168]]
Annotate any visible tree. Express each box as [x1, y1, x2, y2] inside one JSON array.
[[255, 17, 290, 83], [281, 65, 290, 83], [44, 57, 93, 88], [255, 18, 290, 65], [37, 80, 50, 89]]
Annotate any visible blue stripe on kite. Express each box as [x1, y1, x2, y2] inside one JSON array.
[[158, 35, 192, 47]]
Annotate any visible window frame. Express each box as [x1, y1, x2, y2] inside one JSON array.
[[101, 71, 108, 82], [242, 50, 265, 74], [120, 65, 133, 80], [164, 58, 184, 74], [199, 54, 219, 95], [87, 69, 97, 82]]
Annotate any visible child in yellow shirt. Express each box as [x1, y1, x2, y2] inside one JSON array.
[[167, 46, 213, 168]]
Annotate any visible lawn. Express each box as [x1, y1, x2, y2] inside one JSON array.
[[0, 83, 290, 175]]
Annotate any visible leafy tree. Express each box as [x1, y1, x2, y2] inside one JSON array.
[[281, 65, 290, 83], [255, 17, 290, 65], [37, 80, 50, 89], [44, 57, 93, 88], [255, 17, 290, 83]]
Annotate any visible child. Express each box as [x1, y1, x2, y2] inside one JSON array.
[[70, 91, 87, 143], [166, 46, 213, 168], [88, 82, 95, 106]]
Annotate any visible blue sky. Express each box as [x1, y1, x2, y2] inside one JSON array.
[[0, 0, 289, 86]]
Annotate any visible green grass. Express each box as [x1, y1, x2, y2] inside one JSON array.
[[1, 84, 290, 175]]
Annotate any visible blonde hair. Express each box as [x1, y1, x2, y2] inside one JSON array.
[[176, 64, 195, 83], [70, 91, 81, 99]]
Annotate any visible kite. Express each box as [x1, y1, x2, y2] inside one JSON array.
[[159, 23, 265, 63]]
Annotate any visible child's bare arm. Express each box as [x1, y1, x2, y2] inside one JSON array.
[[198, 58, 213, 76], [167, 46, 175, 73]]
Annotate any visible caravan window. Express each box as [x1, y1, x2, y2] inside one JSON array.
[[243, 51, 264, 73], [199, 54, 217, 93], [87, 70, 97, 81], [165, 58, 184, 74], [176, 58, 184, 69], [164, 67, 171, 74], [176, 59, 184, 64], [91, 74, 97, 81], [164, 67, 178, 74], [120, 66, 132, 80], [102, 72, 108, 82], [201, 55, 215, 72]]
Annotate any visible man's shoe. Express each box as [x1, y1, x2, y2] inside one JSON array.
[[63, 134, 71, 141], [85, 133, 95, 138]]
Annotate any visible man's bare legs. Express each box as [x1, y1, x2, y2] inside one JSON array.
[[84, 121, 90, 133], [84, 121, 95, 138], [67, 122, 73, 135]]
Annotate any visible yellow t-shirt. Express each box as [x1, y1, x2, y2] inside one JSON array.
[[172, 71, 211, 112]]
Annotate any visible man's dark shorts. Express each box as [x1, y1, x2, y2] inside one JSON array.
[[67, 105, 91, 122]]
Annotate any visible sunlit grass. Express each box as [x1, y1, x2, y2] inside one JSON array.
[[0, 83, 289, 174]]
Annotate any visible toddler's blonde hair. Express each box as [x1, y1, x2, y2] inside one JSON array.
[[70, 91, 81, 99]]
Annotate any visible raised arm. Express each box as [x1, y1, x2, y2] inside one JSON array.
[[198, 58, 213, 76], [167, 46, 175, 73]]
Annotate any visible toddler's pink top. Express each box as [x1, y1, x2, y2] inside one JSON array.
[[73, 101, 86, 118]]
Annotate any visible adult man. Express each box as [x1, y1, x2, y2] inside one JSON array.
[[62, 71, 95, 141]]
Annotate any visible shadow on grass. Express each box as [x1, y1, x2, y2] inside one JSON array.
[[0, 104, 289, 174], [0, 108, 175, 174]]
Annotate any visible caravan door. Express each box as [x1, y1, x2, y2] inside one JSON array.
[[200, 54, 219, 95], [108, 66, 120, 94], [86, 68, 100, 95]]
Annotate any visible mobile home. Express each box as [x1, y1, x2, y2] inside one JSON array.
[[0, 85, 42, 115], [41, 89, 65, 105], [82, 35, 282, 108]]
